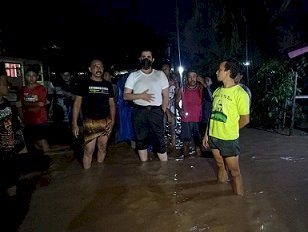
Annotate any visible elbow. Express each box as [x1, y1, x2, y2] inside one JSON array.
[[243, 119, 250, 128], [246, 116, 250, 125], [239, 116, 250, 128], [243, 121, 249, 128]]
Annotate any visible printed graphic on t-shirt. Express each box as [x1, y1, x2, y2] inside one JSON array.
[[0, 106, 12, 120], [24, 93, 38, 102], [211, 99, 227, 123], [0, 106, 14, 151], [89, 86, 109, 94], [169, 85, 176, 99]]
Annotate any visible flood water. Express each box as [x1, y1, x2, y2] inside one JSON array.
[[19, 128, 308, 232]]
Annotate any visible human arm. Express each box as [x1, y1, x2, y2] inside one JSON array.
[[175, 80, 180, 97], [238, 89, 250, 129], [72, 95, 82, 137], [161, 88, 169, 112], [202, 125, 209, 148], [22, 101, 45, 107], [15, 100, 24, 121], [62, 89, 75, 99], [239, 114, 250, 129], [197, 75, 207, 88], [21, 86, 47, 108], [12, 106, 25, 153], [175, 87, 185, 117], [123, 88, 154, 102], [107, 97, 116, 136]]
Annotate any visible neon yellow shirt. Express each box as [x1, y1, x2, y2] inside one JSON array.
[[209, 85, 250, 140]]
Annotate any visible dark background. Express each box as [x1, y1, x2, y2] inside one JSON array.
[[0, 0, 307, 73]]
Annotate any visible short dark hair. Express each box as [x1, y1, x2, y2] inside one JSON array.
[[162, 63, 171, 68], [26, 65, 39, 75], [222, 59, 241, 79], [185, 66, 200, 76], [140, 47, 154, 56]]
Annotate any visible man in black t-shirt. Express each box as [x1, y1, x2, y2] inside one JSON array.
[[72, 59, 116, 169]]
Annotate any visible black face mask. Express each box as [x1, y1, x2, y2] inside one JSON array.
[[140, 58, 152, 70]]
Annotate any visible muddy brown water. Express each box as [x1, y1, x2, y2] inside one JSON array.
[[19, 128, 308, 232]]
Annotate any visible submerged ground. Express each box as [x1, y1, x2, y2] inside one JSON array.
[[16, 128, 308, 232]]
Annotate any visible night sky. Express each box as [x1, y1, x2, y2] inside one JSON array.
[[0, 0, 178, 69], [0, 0, 307, 71]]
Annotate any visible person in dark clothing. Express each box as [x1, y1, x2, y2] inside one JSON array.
[[0, 71, 25, 196], [72, 59, 116, 169], [0, 70, 26, 230]]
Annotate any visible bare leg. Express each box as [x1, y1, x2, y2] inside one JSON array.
[[83, 139, 96, 169], [35, 139, 50, 153], [97, 135, 108, 163], [225, 156, 244, 196], [157, 152, 168, 161], [195, 146, 201, 157], [183, 142, 190, 158], [138, 149, 148, 162], [211, 149, 228, 183], [41, 139, 50, 152]]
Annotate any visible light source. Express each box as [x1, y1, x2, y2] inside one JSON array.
[[178, 66, 184, 86]]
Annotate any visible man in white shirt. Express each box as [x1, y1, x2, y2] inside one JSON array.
[[124, 49, 169, 162]]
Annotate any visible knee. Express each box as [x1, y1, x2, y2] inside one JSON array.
[[84, 147, 94, 156], [229, 169, 241, 178], [214, 157, 225, 167], [97, 143, 107, 151]]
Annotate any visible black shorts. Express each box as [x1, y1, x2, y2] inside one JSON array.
[[208, 136, 240, 157], [181, 122, 202, 146]]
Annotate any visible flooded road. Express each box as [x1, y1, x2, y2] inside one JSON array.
[[19, 128, 308, 232]]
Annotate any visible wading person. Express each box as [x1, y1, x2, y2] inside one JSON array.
[[176, 70, 204, 158], [124, 49, 169, 162], [202, 60, 250, 196], [72, 59, 116, 169]]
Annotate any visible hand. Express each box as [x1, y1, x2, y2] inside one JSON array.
[[179, 109, 187, 118], [202, 135, 209, 148], [197, 75, 206, 86], [107, 122, 114, 137], [38, 102, 45, 107], [72, 124, 79, 138], [141, 89, 154, 102]]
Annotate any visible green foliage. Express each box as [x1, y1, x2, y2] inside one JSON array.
[[179, 1, 247, 74], [250, 58, 303, 129]]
